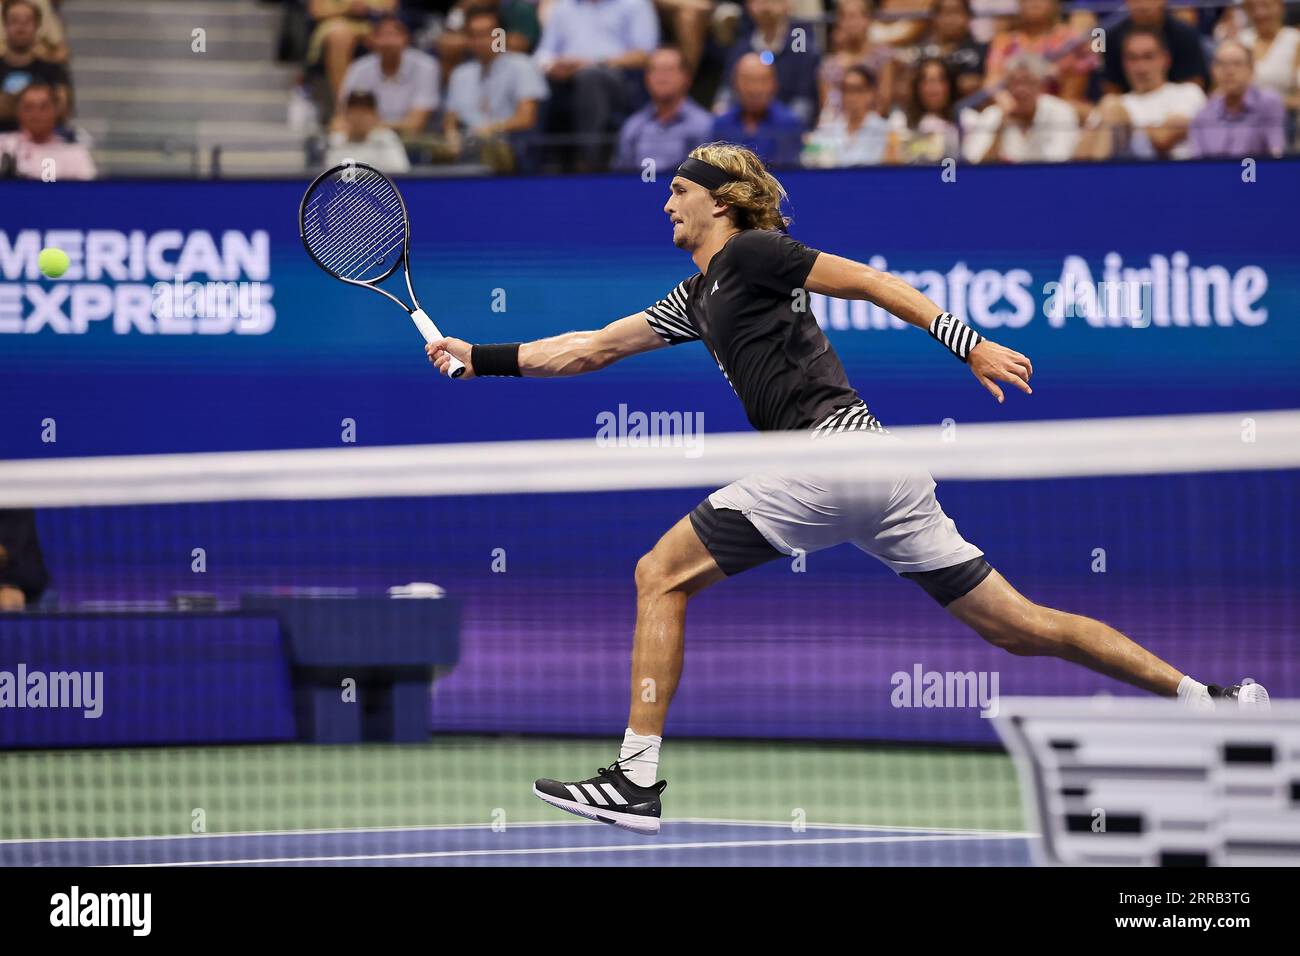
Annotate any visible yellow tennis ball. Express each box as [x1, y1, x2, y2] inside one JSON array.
[[39, 247, 70, 278]]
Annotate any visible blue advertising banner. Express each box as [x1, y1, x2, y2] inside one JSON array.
[[2, 160, 1298, 459]]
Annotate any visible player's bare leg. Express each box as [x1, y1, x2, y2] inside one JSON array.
[[532, 515, 724, 832], [626, 515, 726, 736], [947, 569, 1192, 696]]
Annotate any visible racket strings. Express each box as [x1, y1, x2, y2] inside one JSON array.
[[313, 188, 402, 272], [307, 191, 403, 279], [303, 171, 408, 282]]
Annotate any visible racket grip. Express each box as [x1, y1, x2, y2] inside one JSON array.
[[411, 308, 466, 379]]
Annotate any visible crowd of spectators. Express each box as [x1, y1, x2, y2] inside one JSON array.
[[2, 1, 1297, 179], [0, 0, 94, 180], [291, 0, 1300, 173]]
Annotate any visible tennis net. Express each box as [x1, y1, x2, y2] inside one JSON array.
[[0, 410, 1296, 866]]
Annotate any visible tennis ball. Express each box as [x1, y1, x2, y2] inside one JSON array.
[[39, 247, 70, 279]]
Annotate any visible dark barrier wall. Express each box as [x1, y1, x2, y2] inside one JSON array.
[[3, 160, 1298, 459]]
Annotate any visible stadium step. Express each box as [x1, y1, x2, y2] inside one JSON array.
[[65, 0, 280, 61], [65, 26, 279, 64], [76, 86, 293, 125], [63, 0, 310, 174], [73, 57, 297, 93], [78, 117, 310, 146]]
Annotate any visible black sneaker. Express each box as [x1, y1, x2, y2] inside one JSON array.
[[1209, 678, 1271, 710], [533, 753, 666, 835]]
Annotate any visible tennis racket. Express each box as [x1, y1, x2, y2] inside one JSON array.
[[299, 161, 465, 378]]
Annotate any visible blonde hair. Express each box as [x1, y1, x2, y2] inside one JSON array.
[[687, 142, 790, 232]]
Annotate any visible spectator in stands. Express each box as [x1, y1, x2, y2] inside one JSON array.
[[962, 52, 1079, 162], [915, 0, 988, 100], [325, 90, 411, 172], [534, 0, 660, 172], [716, 0, 821, 126], [337, 15, 439, 137], [711, 51, 805, 167], [0, 81, 93, 179], [0, 0, 64, 62], [0, 509, 47, 612], [1079, 27, 1206, 160], [1190, 39, 1285, 158], [614, 46, 713, 173], [1103, 0, 1209, 94], [804, 65, 889, 166], [817, 0, 895, 123], [444, 5, 548, 171], [309, 0, 399, 99], [0, 0, 68, 132], [1234, 0, 1300, 114], [885, 56, 961, 163], [983, 0, 1096, 112]]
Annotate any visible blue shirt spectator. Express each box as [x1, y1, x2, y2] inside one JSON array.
[[715, 1, 820, 126], [447, 53, 548, 132], [1189, 40, 1286, 159], [614, 48, 713, 173], [533, 0, 659, 71], [712, 51, 805, 167], [1190, 84, 1285, 158]]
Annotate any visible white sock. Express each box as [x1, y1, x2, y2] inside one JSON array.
[[618, 727, 662, 787], [1177, 675, 1215, 712]]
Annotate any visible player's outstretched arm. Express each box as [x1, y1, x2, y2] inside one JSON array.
[[425, 312, 667, 379], [805, 252, 1034, 404]]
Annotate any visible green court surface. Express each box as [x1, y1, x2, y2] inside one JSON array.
[[0, 737, 1024, 841]]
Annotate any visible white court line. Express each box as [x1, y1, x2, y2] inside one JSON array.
[[0, 819, 593, 845], [106, 831, 1037, 867], [675, 818, 1037, 837], [3, 818, 1033, 846]]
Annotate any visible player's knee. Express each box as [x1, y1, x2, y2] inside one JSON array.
[[634, 548, 694, 598], [634, 549, 671, 596]]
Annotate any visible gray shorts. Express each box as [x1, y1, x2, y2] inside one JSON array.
[[704, 432, 984, 575]]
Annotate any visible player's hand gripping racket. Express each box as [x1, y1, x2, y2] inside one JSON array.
[[298, 161, 465, 378]]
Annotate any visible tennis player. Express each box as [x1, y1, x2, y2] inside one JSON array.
[[427, 143, 1270, 834]]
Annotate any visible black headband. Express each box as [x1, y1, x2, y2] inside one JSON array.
[[675, 157, 737, 191]]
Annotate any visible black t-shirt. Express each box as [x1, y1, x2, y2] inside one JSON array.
[[1103, 16, 1209, 91], [644, 229, 868, 433], [0, 56, 70, 130]]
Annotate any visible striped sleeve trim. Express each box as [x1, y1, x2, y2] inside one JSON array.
[[644, 280, 701, 345], [928, 312, 983, 362], [811, 401, 885, 438]]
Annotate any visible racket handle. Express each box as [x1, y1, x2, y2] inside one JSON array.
[[410, 308, 466, 379]]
